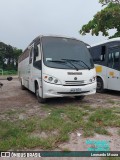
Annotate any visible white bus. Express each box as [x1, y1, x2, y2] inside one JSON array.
[[18, 35, 96, 103], [90, 38, 120, 92]]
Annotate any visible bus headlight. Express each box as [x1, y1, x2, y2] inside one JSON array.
[[89, 76, 96, 83], [48, 77, 53, 82], [54, 79, 58, 84], [43, 74, 61, 85]]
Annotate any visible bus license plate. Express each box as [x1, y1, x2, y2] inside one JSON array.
[[70, 88, 81, 92]]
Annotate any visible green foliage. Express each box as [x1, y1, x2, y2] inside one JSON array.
[[80, 2, 120, 38], [99, 0, 120, 5], [89, 108, 120, 127], [0, 42, 22, 70], [0, 70, 17, 75]]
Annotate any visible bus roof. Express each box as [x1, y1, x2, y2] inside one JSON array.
[[19, 35, 90, 60], [91, 37, 120, 47], [29, 34, 88, 46]]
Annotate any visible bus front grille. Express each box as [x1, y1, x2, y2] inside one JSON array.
[[57, 91, 89, 94], [64, 80, 86, 86]]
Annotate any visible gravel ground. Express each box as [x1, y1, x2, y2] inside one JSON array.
[[0, 78, 120, 160]]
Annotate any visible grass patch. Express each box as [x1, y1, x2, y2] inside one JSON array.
[[81, 105, 95, 111], [94, 127, 110, 135], [113, 107, 120, 114], [83, 130, 94, 137], [5, 110, 17, 116], [0, 119, 57, 150], [83, 108, 120, 137], [89, 108, 120, 127], [61, 148, 71, 151], [2, 70, 17, 75], [83, 121, 95, 137], [0, 105, 119, 150], [0, 105, 87, 150]]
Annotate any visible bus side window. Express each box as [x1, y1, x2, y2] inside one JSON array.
[[108, 48, 120, 70], [34, 45, 39, 61], [90, 46, 101, 62], [33, 44, 42, 69], [29, 48, 33, 64], [113, 51, 119, 70], [100, 46, 106, 61]]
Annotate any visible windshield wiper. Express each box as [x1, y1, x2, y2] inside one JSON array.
[[61, 59, 79, 71], [62, 59, 91, 70], [47, 60, 73, 69]]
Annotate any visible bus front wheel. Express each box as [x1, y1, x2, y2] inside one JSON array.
[[97, 77, 104, 93], [35, 84, 46, 103]]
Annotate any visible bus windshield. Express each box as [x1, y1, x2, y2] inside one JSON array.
[[42, 37, 94, 70]]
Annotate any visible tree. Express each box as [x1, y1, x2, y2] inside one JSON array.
[[13, 48, 22, 68], [80, 1, 120, 38], [0, 42, 22, 70], [0, 42, 8, 69], [99, 0, 120, 6]]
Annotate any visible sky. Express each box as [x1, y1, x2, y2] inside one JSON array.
[[0, 0, 110, 50]]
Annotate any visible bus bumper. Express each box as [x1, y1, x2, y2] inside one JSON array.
[[42, 81, 96, 98]]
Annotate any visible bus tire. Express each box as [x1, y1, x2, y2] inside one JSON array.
[[97, 77, 104, 93], [21, 81, 26, 90], [75, 96, 85, 100], [35, 83, 46, 103]]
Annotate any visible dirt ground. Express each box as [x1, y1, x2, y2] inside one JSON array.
[[0, 78, 120, 160]]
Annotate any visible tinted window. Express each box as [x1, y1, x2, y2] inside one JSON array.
[[108, 47, 120, 70], [34, 45, 39, 61], [33, 44, 42, 69], [42, 37, 94, 70], [29, 48, 33, 64], [90, 45, 106, 62], [90, 46, 101, 61]]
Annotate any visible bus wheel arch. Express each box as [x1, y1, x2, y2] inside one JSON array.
[[96, 76, 104, 93], [34, 80, 46, 103]]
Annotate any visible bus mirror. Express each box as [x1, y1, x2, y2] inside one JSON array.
[[7, 77, 13, 81]]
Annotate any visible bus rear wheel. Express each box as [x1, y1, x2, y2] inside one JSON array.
[[35, 84, 46, 103], [97, 77, 104, 93], [75, 96, 85, 100]]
